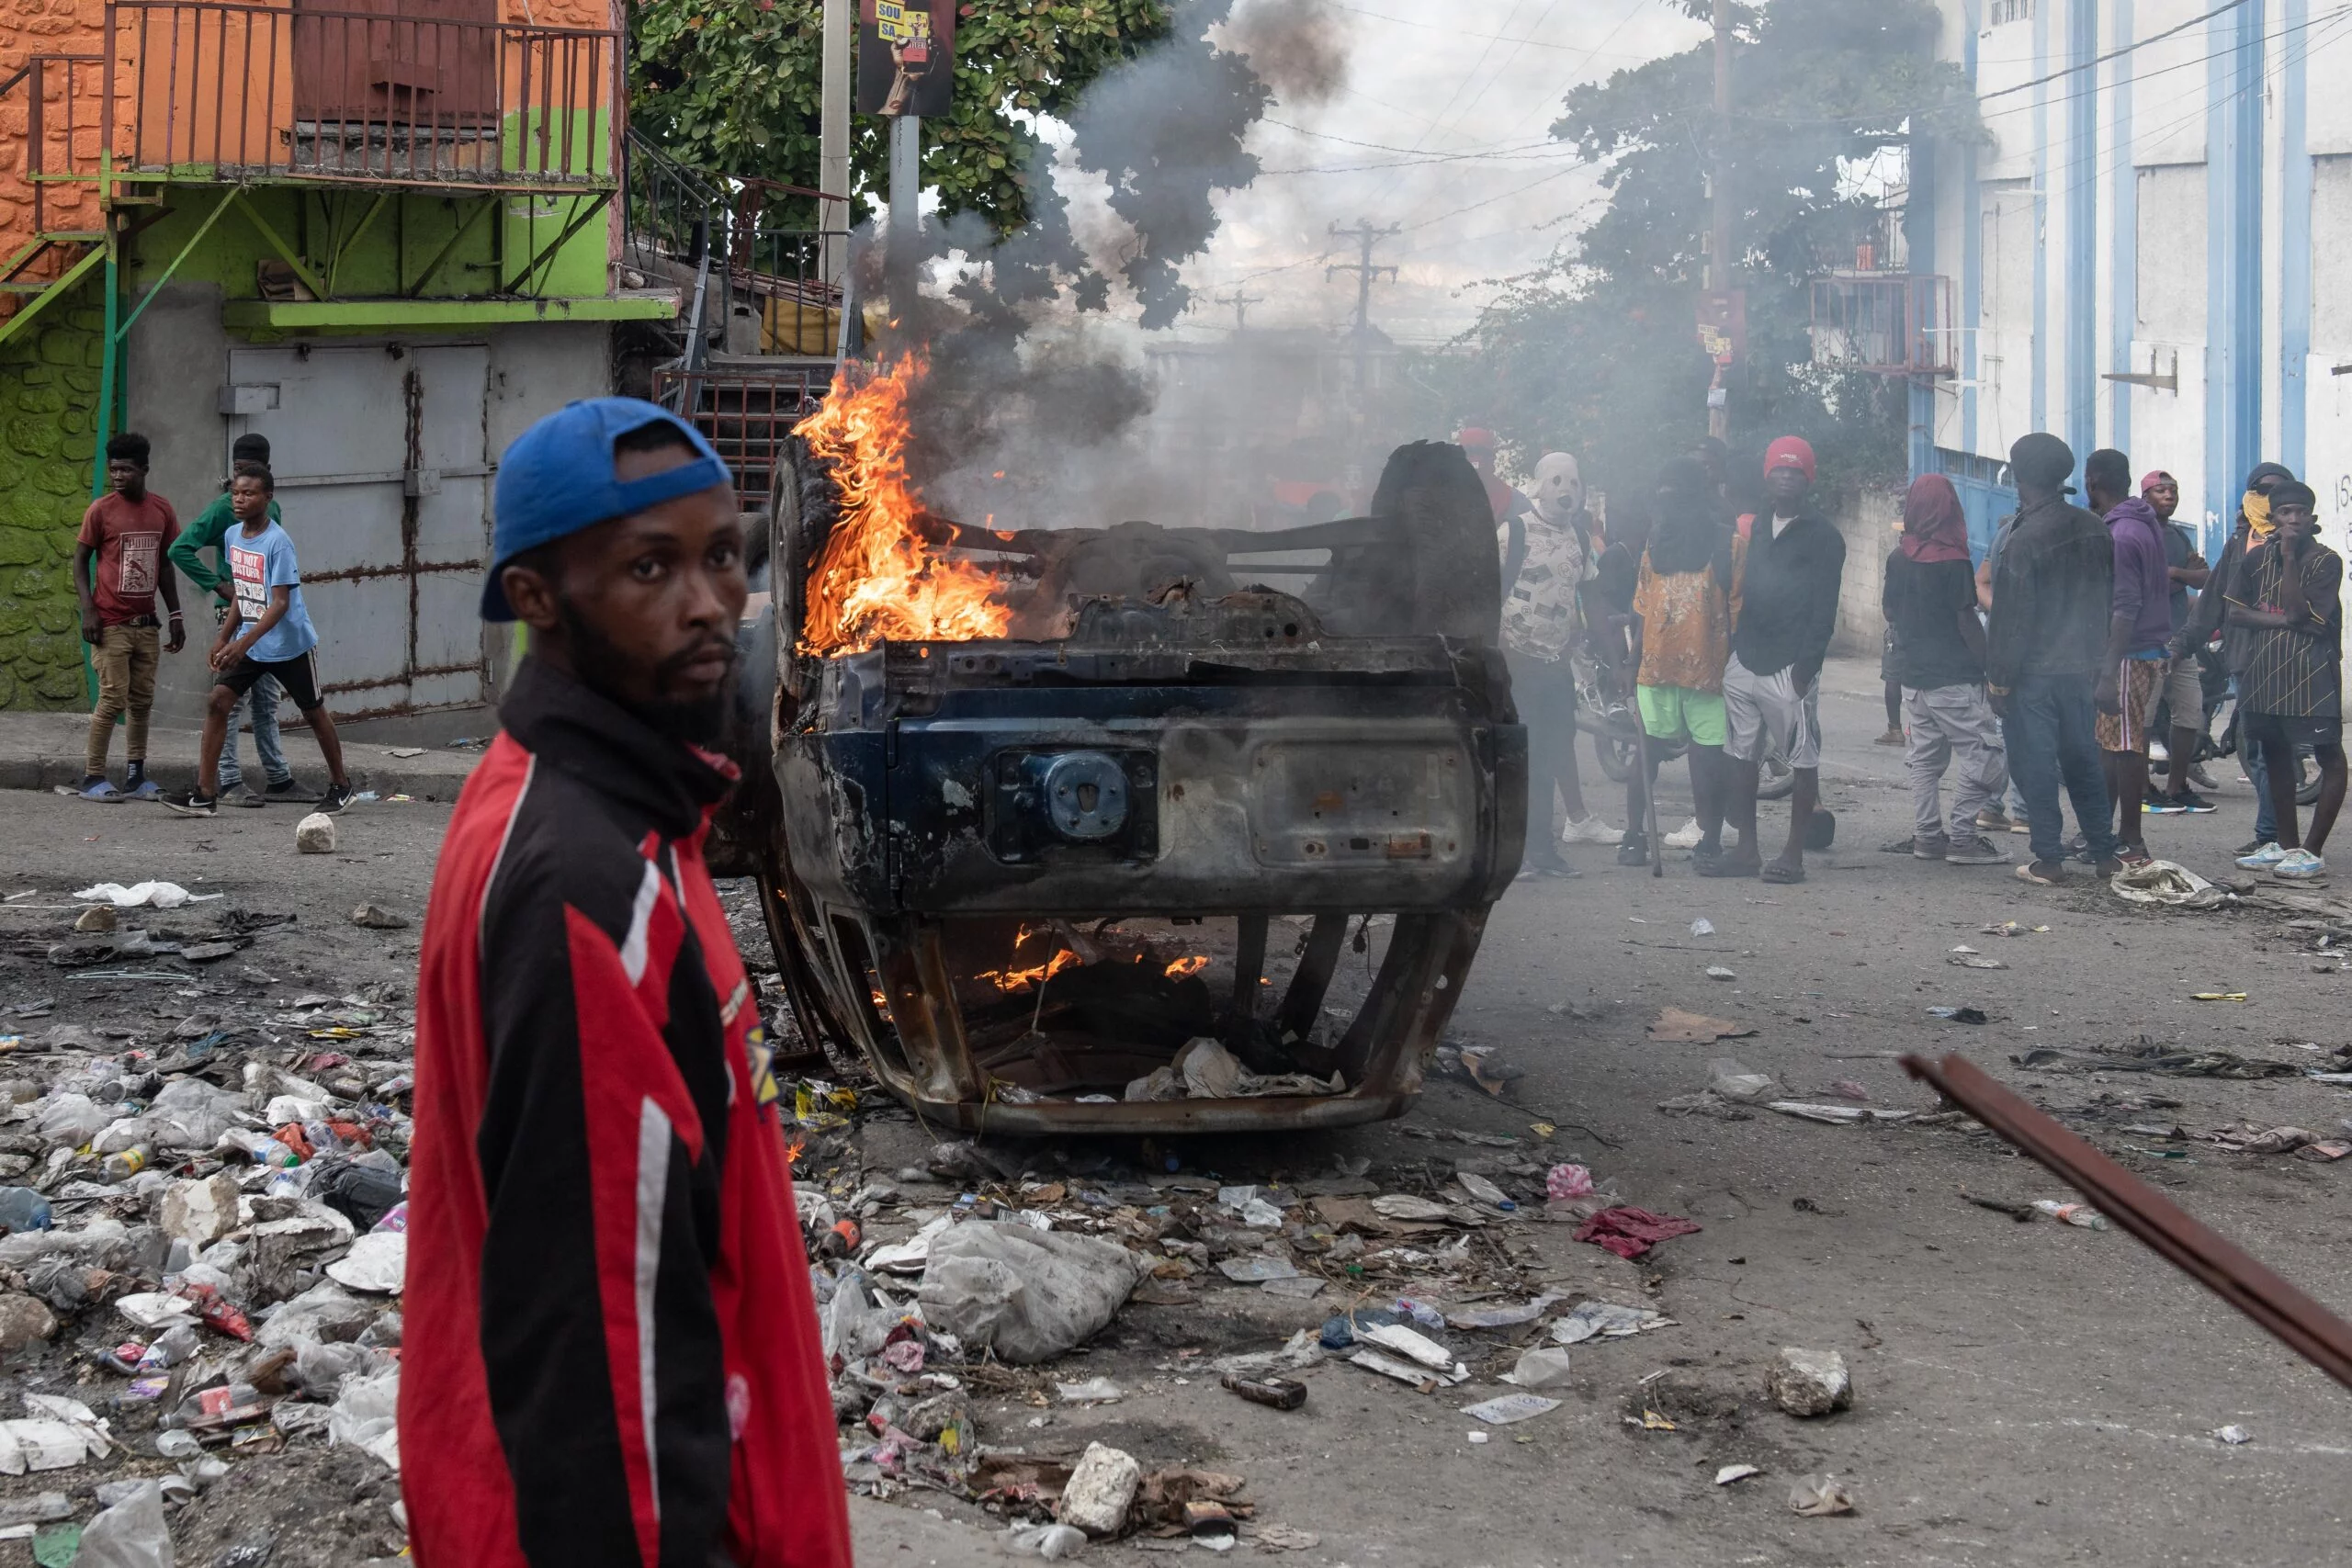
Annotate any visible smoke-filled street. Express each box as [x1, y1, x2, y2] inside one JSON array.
[[2, 666, 2343, 1566]]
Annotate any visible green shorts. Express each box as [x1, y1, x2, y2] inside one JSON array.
[[1637, 684, 1727, 748]]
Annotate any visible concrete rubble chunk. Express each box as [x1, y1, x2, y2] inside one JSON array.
[[296, 812, 337, 854], [1769, 1347, 1853, 1417], [0, 1293, 57, 1350], [349, 903, 411, 930], [160, 1173, 242, 1249], [1059, 1441, 1142, 1538]]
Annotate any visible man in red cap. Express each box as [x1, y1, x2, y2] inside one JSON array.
[[1711, 435, 1846, 884]]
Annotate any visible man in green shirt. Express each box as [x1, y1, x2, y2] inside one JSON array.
[[166, 434, 302, 805]]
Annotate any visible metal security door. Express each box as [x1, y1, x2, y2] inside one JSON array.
[[224, 344, 493, 719]]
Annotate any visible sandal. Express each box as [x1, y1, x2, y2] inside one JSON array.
[[1759, 859, 1807, 885], [1696, 854, 1759, 879], [2015, 861, 2066, 886]]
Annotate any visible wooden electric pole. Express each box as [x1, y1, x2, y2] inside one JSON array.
[[1327, 220, 1400, 397], [1211, 290, 1264, 332], [1707, 0, 1734, 441]]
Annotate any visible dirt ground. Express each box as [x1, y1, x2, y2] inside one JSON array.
[[0, 658, 2347, 1566]]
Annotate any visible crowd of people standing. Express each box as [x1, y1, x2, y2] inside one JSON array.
[[1475, 425, 2346, 887]]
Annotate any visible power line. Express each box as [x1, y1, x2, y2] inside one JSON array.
[[1979, 0, 2252, 101]]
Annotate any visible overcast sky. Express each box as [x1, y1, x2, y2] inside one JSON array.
[[1173, 0, 1711, 347]]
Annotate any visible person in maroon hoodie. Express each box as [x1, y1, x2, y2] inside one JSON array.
[[402, 400, 851, 1568], [2084, 448, 2174, 863]]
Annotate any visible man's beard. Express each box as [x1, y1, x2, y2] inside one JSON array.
[[556, 596, 739, 748]]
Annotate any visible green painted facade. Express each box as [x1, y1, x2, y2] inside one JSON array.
[[0, 283, 101, 710]]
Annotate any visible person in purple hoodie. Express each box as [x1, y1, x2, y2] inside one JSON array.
[[2084, 448, 2173, 863]]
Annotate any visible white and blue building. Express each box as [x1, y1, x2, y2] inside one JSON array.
[[1908, 0, 2352, 570]]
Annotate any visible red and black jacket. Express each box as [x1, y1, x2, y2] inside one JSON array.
[[401, 659, 851, 1568]]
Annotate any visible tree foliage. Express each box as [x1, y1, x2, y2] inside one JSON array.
[[629, 0, 1266, 326], [1422, 0, 1977, 506]]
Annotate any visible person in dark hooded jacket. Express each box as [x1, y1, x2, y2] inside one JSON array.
[[2085, 449, 2172, 861]]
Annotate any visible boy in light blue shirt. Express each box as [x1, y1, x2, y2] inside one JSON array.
[[164, 464, 355, 818]]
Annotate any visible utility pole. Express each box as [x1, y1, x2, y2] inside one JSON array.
[[1706, 0, 1734, 442], [820, 0, 851, 291], [1211, 289, 1264, 332], [1327, 220, 1399, 398]]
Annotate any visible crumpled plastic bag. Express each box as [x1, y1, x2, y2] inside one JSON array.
[[118, 1078, 246, 1153], [328, 1366, 401, 1470], [2110, 859, 2227, 908], [917, 1222, 1144, 1364], [32, 1093, 112, 1151], [73, 881, 217, 910], [74, 1478, 172, 1567]]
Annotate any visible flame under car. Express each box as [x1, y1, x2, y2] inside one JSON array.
[[734, 364, 1527, 1132]]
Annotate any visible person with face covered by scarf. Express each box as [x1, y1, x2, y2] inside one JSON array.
[[2226, 479, 2346, 878], [1502, 454, 1620, 874], [2142, 469, 2220, 813], [1620, 458, 1738, 867], [2084, 448, 2172, 863], [1881, 475, 2008, 864], [2174, 461, 2300, 852]]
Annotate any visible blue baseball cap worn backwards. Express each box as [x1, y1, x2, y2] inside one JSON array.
[[481, 397, 734, 622]]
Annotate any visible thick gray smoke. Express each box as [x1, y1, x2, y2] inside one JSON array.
[[1225, 0, 1349, 107], [879, 0, 1371, 538]]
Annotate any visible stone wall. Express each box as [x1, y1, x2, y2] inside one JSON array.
[[0, 287, 101, 709], [1827, 485, 1902, 662]]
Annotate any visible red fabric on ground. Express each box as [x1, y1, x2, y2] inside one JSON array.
[[1573, 1205, 1703, 1259]]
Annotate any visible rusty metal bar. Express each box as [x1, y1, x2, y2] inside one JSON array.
[[1901, 1052, 2352, 1393]]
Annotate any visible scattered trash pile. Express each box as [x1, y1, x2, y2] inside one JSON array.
[[0, 959, 413, 1562], [804, 1134, 1710, 1553]]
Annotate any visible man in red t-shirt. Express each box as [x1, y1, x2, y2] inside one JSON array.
[[74, 433, 184, 801]]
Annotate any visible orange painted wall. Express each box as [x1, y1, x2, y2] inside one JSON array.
[[1, 0, 618, 265]]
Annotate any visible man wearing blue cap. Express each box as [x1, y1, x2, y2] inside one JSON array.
[[403, 400, 852, 1568]]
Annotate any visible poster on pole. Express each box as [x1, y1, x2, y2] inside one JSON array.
[[1697, 290, 1747, 367], [858, 0, 956, 117]]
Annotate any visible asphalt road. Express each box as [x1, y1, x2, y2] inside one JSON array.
[[2, 658, 2347, 1566]]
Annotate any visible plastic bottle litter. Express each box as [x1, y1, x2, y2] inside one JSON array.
[[0, 1187, 54, 1234], [2031, 1201, 2109, 1230]]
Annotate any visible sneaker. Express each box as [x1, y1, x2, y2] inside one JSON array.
[[1912, 835, 1951, 862], [2166, 791, 2217, 814], [2236, 840, 2289, 869], [78, 777, 122, 803], [262, 778, 312, 804], [2235, 837, 2270, 857], [1560, 815, 1623, 845], [2143, 797, 2188, 815], [2188, 763, 2220, 791], [1974, 807, 2014, 834], [2007, 814, 2033, 834], [1946, 837, 2010, 866], [1664, 818, 1703, 850], [315, 783, 356, 816], [231, 790, 267, 809], [160, 790, 218, 818], [1872, 727, 1905, 746], [2273, 848, 2327, 880], [1616, 834, 1651, 867]]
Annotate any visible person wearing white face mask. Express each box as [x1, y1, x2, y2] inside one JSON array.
[[1501, 451, 1622, 874]]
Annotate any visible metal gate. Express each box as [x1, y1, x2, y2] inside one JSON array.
[[223, 343, 493, 719]]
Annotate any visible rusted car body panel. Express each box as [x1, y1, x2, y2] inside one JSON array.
[[748, 439, 1525, 1131]]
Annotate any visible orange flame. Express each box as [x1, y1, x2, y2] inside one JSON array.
[[792, 355, 1012, 655], [977, 949, 1082, 993], [1164, 955, 1211, 979]]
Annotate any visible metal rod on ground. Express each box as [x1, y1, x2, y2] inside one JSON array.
[[1901, 1051, 2352, 1393]]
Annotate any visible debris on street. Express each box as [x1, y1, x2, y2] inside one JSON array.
[[1788, 1474, 1857, 1516], [1647, 1009, 1756, 1043], [1769, 1348, 1854, 1416]]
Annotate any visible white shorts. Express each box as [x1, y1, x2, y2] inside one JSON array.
[[1724, 652, 1823, 770]]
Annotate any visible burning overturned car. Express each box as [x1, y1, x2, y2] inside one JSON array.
[[724, 357, 1527, 1132]]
